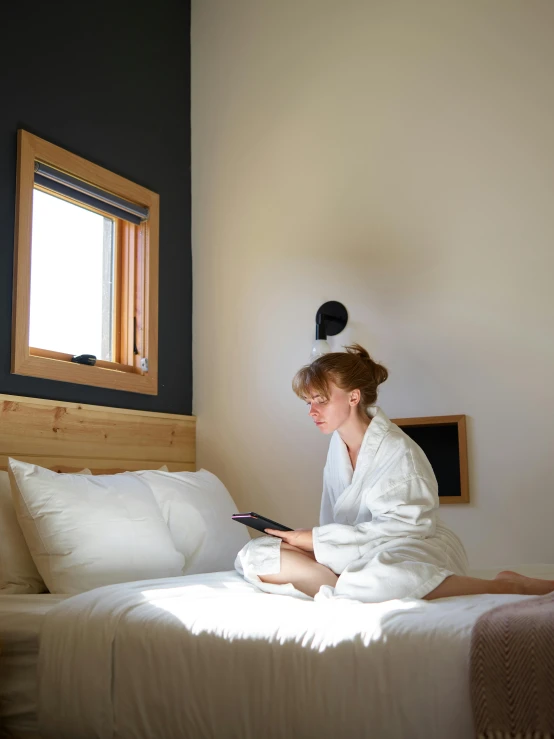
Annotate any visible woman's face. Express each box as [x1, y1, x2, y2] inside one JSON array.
[[305, 382, 357, 434]]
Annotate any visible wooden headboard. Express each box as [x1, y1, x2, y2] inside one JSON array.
[[0, 393, 195, 474]]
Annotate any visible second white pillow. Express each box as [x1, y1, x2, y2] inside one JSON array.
[[134, 468, 250, 575]]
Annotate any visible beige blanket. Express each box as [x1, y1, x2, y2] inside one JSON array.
[[470, 592, 554, 739]]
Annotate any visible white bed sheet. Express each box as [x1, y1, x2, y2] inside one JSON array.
[[38, 565, 554, 739], [0, 594, 69, 737]]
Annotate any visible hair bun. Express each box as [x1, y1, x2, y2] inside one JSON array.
[[345, 343, 371, 360], [344, 343, 388, 386]]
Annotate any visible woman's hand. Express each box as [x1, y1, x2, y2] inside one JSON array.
[[265, 528, 314, 552]]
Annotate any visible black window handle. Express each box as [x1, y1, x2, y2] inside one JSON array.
[[71, 354, 97, 366]]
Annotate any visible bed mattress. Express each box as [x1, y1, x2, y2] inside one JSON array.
[[3, 565, 553, 738], [38, 566, 554, 739], [0, 594, 69, 737]]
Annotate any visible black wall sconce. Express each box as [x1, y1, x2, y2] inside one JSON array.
[[311, 301, 348, 359]]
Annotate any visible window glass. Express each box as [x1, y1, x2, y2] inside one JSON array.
[[29, 189, 115, 361]]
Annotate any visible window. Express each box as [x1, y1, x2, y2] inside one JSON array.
[[12, 130, 158, 394]]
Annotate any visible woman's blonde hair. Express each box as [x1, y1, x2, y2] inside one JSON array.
[[292, 344, 388, 410]]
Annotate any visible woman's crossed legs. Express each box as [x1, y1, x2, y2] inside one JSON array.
[[260, 544, 337, 598], [260, 547, 554, 600]]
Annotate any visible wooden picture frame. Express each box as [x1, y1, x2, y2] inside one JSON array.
[[391, 415, 469, 504]]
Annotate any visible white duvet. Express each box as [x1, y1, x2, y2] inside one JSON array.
[[36, 569, 551, 739]]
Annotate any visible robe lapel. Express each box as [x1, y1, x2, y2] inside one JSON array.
[[332, 407, 392, 524]]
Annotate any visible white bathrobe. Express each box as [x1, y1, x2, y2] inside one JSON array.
[[235, 407, 469, 602]]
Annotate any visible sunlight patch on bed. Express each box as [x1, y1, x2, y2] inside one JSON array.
[[140, 583, 420, 652]]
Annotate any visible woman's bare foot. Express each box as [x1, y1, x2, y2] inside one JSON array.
[[495, 570, 554, 595]]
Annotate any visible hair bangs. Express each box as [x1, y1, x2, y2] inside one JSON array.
[[292, 363, 331, 401]]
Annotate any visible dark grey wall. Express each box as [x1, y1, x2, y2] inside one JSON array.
[[0, 0, 191, 414]]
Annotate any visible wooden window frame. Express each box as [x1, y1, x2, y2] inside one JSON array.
[[12, 130, 158, 395]]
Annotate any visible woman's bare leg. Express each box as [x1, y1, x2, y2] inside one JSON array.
[[259, 544, 338, 598], [495, 569, 554, 590], [424, 571, 554, 600]]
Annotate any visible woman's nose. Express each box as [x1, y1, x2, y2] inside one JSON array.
[[308, 404, 317, 417]]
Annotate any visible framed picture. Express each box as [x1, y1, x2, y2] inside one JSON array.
[[391, 415, 469, 504]]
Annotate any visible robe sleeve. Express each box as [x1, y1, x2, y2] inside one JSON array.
[[312, 475, 439, 574]]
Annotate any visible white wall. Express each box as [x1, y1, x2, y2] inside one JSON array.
[[191, 0, 554, 567]]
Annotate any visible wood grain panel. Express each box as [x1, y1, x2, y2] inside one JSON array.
[[0, 393, 195, 474]]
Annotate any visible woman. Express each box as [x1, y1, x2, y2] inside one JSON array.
[[235, 344, 554, 601]]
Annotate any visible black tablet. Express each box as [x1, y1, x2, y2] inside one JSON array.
[[231, 512, 293, 534]]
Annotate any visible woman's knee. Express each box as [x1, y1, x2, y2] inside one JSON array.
[[260, 548, 315, 582], [260, 548, 338, 597], [280, 542, 316, 560]]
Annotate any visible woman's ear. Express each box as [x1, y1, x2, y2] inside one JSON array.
[[349, 389, 361, 407]]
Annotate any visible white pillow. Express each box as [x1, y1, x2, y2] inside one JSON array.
[[8, 459, 185, 595], [0, 470, 45, 594], [134, 469, 249, 575], [0, 467, 91, 594]]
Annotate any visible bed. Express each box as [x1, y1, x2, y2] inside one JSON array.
[[0, 392, 196, 738], [0, 393, 552, 739]]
